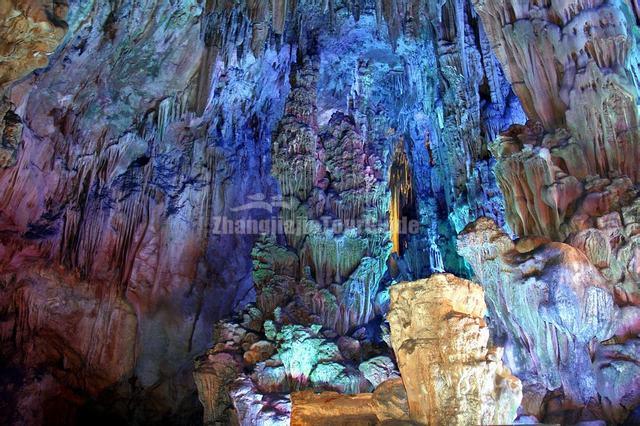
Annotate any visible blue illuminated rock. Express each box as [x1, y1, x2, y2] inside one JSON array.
[[458, 217, 640, 422]]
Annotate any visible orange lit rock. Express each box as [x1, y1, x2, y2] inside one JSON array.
[[387, 273, 522, 425], [0, 1, 68, 168], [290, 390, 379, 426], [290, 378, 411, 425], [243, 340, 276, 365], [0, 0, 68, 90]]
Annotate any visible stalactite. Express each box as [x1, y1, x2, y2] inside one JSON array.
[[428, 241, 444, 273], [272, 0, 289, 35], [156, 92, 191, 142], [389, 140, 415, 255]]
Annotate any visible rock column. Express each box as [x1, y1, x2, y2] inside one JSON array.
[[387, 273, 521, 425]]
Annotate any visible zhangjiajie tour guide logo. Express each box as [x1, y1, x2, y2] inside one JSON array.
[[211, 193, 420, 236]]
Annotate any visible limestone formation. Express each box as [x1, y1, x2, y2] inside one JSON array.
[[291, 391, 381, 426], [0, 102, 22, 167], [0, 0, 521, 421], [0, 0, 68, 90], [458, 218, 640, 422], [474, 0, 640, 239], [387, 274, 522, 425], [287, 274, 522, 426], [230, 375, 292, 426], [2, 0, 638, 424], [194, 352, 242, 425], [465, 1, 640, 420], [0, 267, 138, 423], [268, 52, 393, 336], [0, 1, 219, 421], [193, 310, 395, 425], [0, 0, 68, 167], [290, 379, 411, 425]]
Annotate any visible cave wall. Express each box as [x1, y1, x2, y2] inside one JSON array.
[[191, 1, 526, 424], [457, 0, 640, 423], [5, 0, 636, 425], [0, 0, 290, 422]]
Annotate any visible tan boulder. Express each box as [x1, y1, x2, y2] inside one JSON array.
[[290, 378, 412, 426], [387, 274, 522, 425]]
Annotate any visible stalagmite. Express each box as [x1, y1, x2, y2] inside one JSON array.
[[387, 274, 522, 425], [194, 352, 242, 425]]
